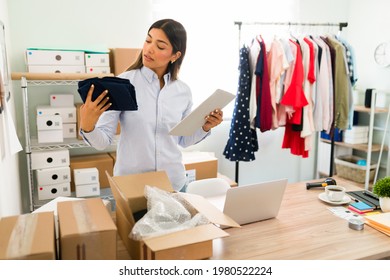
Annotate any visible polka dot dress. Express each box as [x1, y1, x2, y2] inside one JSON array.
[[224, 46, 258, 161]]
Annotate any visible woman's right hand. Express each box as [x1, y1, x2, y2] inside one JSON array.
[[79, 84, 111, 132]]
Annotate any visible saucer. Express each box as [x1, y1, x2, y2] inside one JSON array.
[[318, 192, 351, 205]]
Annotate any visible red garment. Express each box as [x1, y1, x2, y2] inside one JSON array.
[[256, 37, 273, 132], [280, 40, 309, 158], [303, 37, 316, 84]]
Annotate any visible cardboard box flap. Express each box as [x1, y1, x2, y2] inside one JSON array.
[[179, 193, 241, 228], [143, 224, 227, 252], [107, 170, 173, 213]]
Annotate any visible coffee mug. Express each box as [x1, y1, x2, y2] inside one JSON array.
[[325, 185, 346, 202]]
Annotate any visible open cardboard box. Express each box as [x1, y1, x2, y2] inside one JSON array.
[[106, 170, 239, 260]]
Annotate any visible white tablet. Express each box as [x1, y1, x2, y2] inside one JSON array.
[[169, 89, 235, 136]]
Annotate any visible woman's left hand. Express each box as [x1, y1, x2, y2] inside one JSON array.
[[202, 109, 223, 132]]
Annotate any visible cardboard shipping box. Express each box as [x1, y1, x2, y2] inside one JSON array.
[[70, 153, 114, 191], [109, 48, 141, 75], [57, 197, 117, 260], [106, 170, 239, 260], [0, 212, 56, 260], [182, 151, 218, 181]]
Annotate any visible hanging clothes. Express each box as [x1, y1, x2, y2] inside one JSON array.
[[224, 46, 259, 162]]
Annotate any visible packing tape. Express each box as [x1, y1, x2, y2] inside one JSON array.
[[72, 201, 97, 234], [7, 214, 38, 259]]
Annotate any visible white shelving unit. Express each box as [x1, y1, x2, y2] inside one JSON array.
[[319, 89, 390, 190], [12, 72, 114, 211]]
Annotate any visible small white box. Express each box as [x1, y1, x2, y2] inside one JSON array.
[[27, 65, 86, 74], [63, 123, 77, 138], [49, 94, 74, 107], [31, 149, 70, 170], [84, 53, 110, 66], [37, 182, 71, 200], [26, 49, 85, 65], [37, 114, 63, 130], [343, 136, 368, 144], [37, 105, 76, 123], [73, 167, 99, 185], [37, 129, 64, 143], [75, 183, 100, 198], [36, 166, 71, 186], [85, 66, 111, 74]]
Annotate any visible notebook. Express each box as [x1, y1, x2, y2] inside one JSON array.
[[206, 178, 288, 226], [169, 89, 235, 136]]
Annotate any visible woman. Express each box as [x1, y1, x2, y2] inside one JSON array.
[[79, 19, 223, 192]]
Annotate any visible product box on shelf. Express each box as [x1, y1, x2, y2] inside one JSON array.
[[36, 114, 63, 130], [25, 49, 85, 66], [74, 167, 99, 186], [37, 129, 64, 144], [343, 125, 369, 144], [109, 48, 141, 75], [36, 166, 71, 186], [84, 53, 110, 67], [75, 183, 100, 198], [62, 123, 77, 138], [57, 197, 117, 260], [37, 105, 77, 123], [49, 93, 75, 107], [37, 182, 71, 200], [31, 149, 70, 170], [107, 170, 239, 260], [0, 212, 56, 260], [85, 66, 111, 74], [70, 153, 114, 191]]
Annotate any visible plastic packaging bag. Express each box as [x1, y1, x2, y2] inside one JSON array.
[[130, 185, 210, 241]]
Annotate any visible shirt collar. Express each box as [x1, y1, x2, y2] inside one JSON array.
[[141, 66, 171, 84]]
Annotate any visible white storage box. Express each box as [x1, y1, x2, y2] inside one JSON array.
[[26, 49, 85, 65], [37, 182, 71, 200], [31, 149, 70, 170], [84, 53, 110, 66], [37, 105, 76, 123], [75, 183, 100, 198], [36, 114, 63, 130], [343, 125, 368, 144], [85, 66, 111, 74], [37, 129, 64, 144], [63, 123, 77, 138], [49, 94, 74, 107], [36, 166, 71, 186], [27, 65, 86, 74], [73, 167, 99, 185]]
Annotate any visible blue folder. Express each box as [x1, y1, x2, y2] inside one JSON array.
[[78, 76, 138, 111]]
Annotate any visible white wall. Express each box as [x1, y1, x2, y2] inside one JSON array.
[[4, 0, 390, 215], [0, 0, 23, 217]]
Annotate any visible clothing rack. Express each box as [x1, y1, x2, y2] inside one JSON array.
[[232, 20, 348, 183]]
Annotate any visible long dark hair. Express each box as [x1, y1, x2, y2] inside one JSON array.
[[126, 19, 187, 80]]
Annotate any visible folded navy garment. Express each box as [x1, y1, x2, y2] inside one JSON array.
[[78, 76, 138, 111]]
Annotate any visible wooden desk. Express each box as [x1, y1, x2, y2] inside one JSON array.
[[116, 177, 390, 260]]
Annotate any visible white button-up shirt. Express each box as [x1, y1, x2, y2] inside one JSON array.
[[81, 67, 210, 191]]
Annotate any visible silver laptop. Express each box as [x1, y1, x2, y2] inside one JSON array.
[[206, 178, 288, 226]]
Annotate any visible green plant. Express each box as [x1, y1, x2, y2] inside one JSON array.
[[373, 176, 390, 198]]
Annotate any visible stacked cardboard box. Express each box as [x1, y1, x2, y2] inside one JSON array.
[[32, 149, 71, 200]]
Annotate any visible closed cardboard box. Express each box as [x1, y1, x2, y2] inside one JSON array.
[[109, 48, 141, 75], [107, 170, 238, 260], [182, 151, 218, 180], [57, 198, 117, 260], [70, 153, 114, 190], [0, 212, 56, 260]]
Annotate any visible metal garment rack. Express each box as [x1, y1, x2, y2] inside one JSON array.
[[233, 20, 348, 183]]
